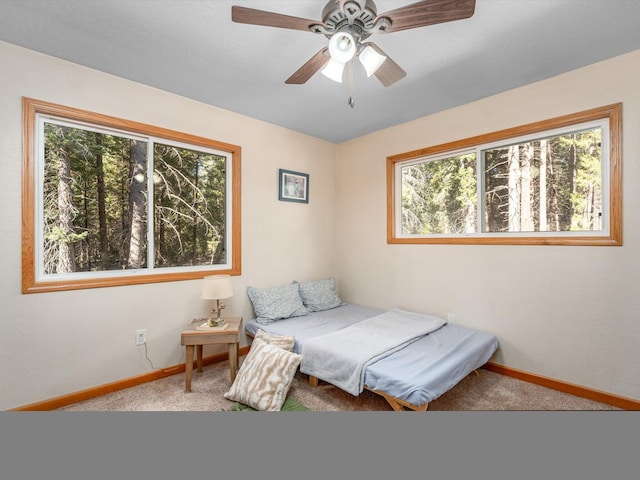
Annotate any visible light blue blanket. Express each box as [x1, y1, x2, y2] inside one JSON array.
[[299, 308, 446, 396]]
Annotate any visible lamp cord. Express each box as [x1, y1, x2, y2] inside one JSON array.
[[142, 341, 159, 369], [140, 340, 184, 371]]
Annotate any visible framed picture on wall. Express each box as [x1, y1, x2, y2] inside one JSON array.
[[279, 169, 309, 203]]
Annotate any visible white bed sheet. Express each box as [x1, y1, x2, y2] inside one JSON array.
[[244, 303, 499, 406]]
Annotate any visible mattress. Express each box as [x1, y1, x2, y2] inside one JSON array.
[[244, 303, 499, 406]]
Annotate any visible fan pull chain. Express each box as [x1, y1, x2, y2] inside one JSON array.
[[347, 60, 355, 108]]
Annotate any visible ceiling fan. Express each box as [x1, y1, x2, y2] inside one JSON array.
[[231, 0, 476, 92]]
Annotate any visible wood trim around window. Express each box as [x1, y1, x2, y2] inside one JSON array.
[[22, 97, 242, 293], [386, 103, 622, 246]]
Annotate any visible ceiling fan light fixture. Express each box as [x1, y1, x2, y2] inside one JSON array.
[[321, 57, 346, 83], [328, 31, 357, 63], [359, 44, 386, 77], [232, 0, 478, 90]]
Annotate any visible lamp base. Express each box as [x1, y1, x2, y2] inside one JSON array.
[[205, 300, 226, 327], [207, 317, 226, 327]]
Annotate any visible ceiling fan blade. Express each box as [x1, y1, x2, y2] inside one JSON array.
[[285, 48, 330, 85], [231, 5, 323, 32], [378, 0, 476, 33], [367, 43, 407, 87]]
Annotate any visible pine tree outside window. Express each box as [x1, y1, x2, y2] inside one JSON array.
[[22, 98, 241, 293], [387, 104, 621, 246]]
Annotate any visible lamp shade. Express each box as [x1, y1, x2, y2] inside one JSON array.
[[201, 275, 233, 300], [321, 57, 346, 83], [359, 44, 386, 77], [328, 31, 356, 64]]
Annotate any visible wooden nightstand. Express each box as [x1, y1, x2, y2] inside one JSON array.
[[180, 316, 243, 392]]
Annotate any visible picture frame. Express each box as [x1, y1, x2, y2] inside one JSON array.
[[278, 168, 309, 203]]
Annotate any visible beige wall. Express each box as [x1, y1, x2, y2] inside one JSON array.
[[0, 42, 337, 410], [336, 49, 640, 401], [2, 39, 639, 410]]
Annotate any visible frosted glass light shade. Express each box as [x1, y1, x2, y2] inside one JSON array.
[[359, 45, 386, 77], [321, 58, 346, 83], [328, 31, 356, 63], [201, 274, 233, 300]]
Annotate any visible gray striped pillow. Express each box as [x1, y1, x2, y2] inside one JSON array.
[[224, 338, 302, 411]]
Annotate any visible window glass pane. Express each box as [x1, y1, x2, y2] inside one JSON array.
[[153, 143, 227, 268], [400, 153, 477, 235], [483, 127, 602, 233], [25, 99, 241, 293], [43, 122, 148, 274]]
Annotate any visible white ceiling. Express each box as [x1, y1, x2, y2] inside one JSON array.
[[2, 1, 640, 143]]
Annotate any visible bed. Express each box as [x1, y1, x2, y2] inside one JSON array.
[[244, 299, 499, 412]]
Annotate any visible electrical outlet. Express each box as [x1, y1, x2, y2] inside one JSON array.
[[447, 314, 456, 325], [135, 329, 147, 346]]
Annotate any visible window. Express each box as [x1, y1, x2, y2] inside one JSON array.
[[22, 98, 241, 293], [387, 104, 622, 246]]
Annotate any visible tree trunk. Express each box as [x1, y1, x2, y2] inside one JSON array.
[[212, 224, 226, 264], [82, 177, 90, 270], [548, 147, 560, 231], [539, 139, 548, 231], [586, 182, 594, 229], [56, 140, 76, 273], [127, 140, 147, 269], [566, 141, 576, 229], [95, 135, 110, 269], [508, 145, 520, 231], [521, 143, 533, 231], [191, 160, 200, 264]]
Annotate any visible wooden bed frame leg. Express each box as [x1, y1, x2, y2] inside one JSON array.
[[384, 397, 407, 412], [306, 377, 428, 411], [372, 389, 429, 412]]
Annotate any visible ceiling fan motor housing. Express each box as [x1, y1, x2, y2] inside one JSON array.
[[314, 0, 390, 41]]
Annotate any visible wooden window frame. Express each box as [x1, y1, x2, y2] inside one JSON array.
[[387, 103, 622, 246], [22, 97, 242, 293]]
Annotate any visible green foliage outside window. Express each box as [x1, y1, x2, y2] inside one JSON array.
[[42, 123, 228, 275], [399, 128, 603, 236], [401, 153, 477, 235], [389, 103, 620, 246]]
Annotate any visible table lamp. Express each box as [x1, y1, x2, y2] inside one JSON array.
[[201, 274, 233, 326]]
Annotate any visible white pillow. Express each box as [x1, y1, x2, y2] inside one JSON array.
[[297, 277, 345, 312], [224, 338, 302, 411], [254, 329, 295, 351], [247, 283, 309, 324]]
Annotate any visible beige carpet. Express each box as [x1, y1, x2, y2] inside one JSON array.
[[58, 358, 620, 411]]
